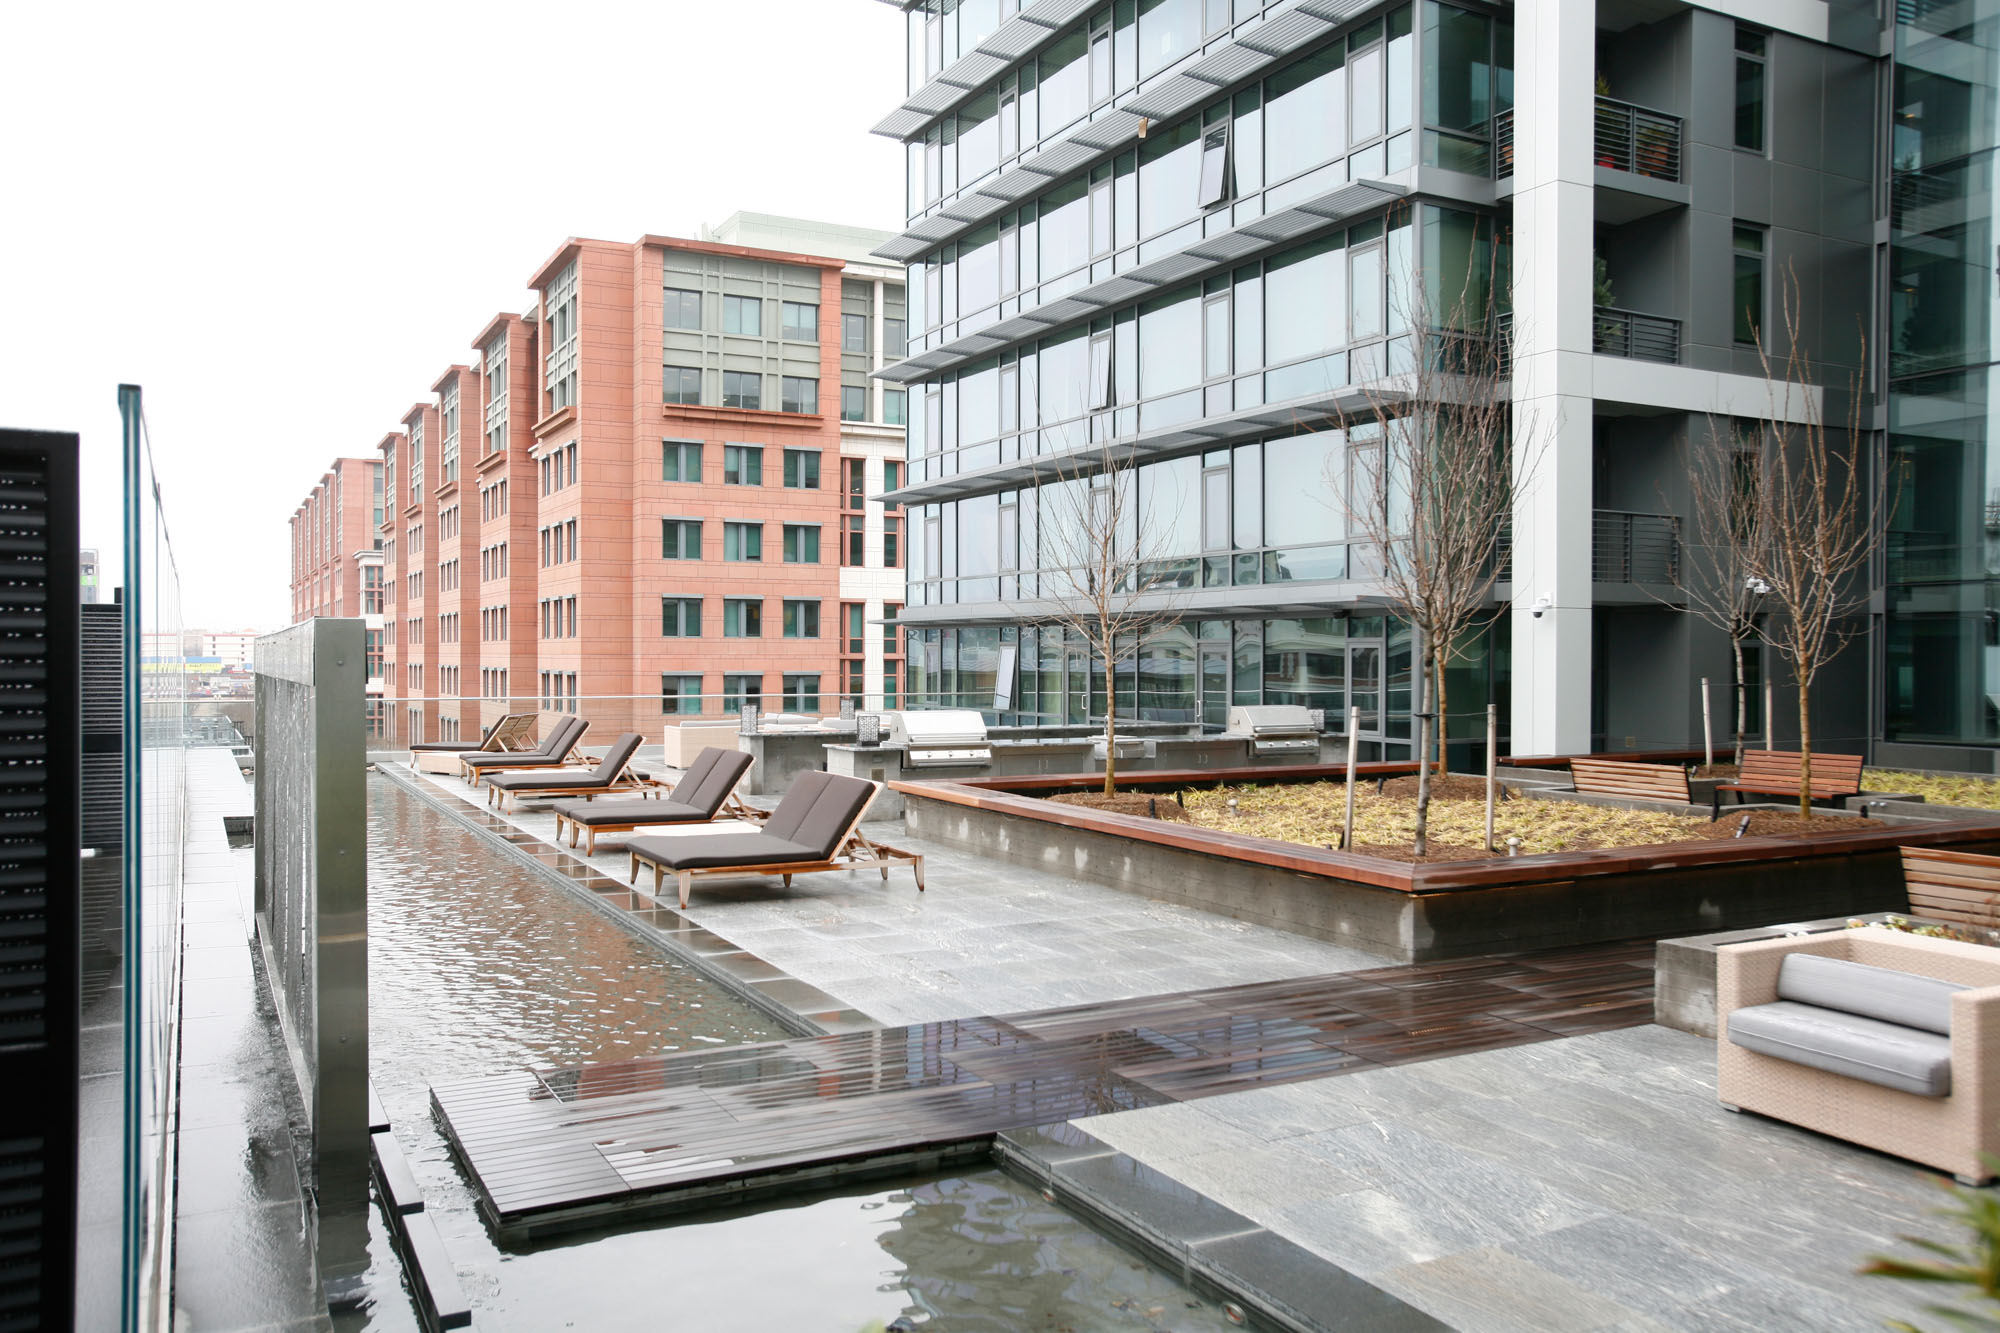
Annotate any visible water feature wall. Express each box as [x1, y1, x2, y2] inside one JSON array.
[[252, 617, 370, 1293]]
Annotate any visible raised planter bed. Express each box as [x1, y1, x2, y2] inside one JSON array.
[[893, 769, 2000, 963]]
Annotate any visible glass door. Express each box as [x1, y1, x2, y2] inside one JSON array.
[[1348, 642, 1383, 743], [1200, 644, 1230, 730]]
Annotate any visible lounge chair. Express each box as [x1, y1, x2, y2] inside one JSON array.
[[460, 715, 587, 782], [551, 747, 756, 854], [625, 770, 924, 908], [407, 713, 537, 773], [482, 733, 648, 811]]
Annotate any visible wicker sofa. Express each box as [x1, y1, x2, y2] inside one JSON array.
[[1717, 930, 2000, 1184]]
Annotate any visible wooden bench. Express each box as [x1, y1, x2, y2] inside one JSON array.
[[1713, 750, 1865, 817], [1569, 758, 1692, 805], [1902, 847, 2000, 931]]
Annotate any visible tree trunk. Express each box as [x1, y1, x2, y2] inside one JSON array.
[[1432, 646, 1448, 777], [1102, 644, 1117, 797], [1797, 672, 1812, 820], [1731, 638, 1747, 767], [1413, 624, 1430, 856]]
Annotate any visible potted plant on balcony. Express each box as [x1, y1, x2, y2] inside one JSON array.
[[1593, 254, 1620, 353]]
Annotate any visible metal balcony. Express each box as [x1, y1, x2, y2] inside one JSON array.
[[1494, 109, 1514, 178], [1495, 510, 1682, 584], [1593, 306, 1680, 364], [1594, 96, 1682, 183], [1593, 510, 1681, 583]]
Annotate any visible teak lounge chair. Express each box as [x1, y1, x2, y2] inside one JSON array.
[[461, 715, 588, 782], [407, 713, 537, 773], [625, 770, 924, 909], [551, 746, 756, 854], [483, 732, 648, 811]]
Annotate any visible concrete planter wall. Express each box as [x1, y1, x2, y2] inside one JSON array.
[[896, 774, 2000, 964]]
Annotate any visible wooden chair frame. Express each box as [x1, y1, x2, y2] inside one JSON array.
[[556, 791, 762, 856], [461, 722, 587, 784], [625, 788, 925, 909]]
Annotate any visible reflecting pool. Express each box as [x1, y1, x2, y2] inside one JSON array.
[[343, 774, 1236, 1332]]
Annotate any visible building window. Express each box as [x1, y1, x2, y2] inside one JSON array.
[[884, 515, 901, 568], [1197, 122, 1232, 208], [782, 674, 821, 712], [1734, 28, 1766, 153], [883, 460, 901, 494], [722, 371, 762, 410], [662, 596, 702, 637], [723, 599, 763, 637], [365, 628, 383, 680], [722, 673, 763, 713], [662, 440, 701, 482], [781, 376, 819, 415], [844, 515, 866, 567], [884, 317, 907, 358], [841, 385, 867, 422], [723, 294, 762, 335], [665, 287, 702, 330], [363, 564, 383, 614], [842, 313, 869, 353], [783, 600, 820, 638], [783, 524, 820, 563], [664, 366, 702, 405], [662, 518, 702, 559], [723, 521, 763, 561], [884, 388, 907, 426], [661, 674, 702, 714], [1733, 225, 1765, 345], [783, 448, 821, 489], [723, 444, 763, 485], [781, 301, 819, 341]]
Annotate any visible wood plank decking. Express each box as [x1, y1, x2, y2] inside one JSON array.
[[435, 939, 1656, 1241]]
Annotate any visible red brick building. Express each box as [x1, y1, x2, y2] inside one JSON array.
[[290, 214, 906, 747]]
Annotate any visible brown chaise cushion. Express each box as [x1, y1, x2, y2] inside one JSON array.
[[554, 798, 709, 827], [626, 832, 818, 870], [671, 748, 753, 815], [466, 716, 583, 768]]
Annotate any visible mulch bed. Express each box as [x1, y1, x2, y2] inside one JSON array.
[[1046, 792, 1192, 822]]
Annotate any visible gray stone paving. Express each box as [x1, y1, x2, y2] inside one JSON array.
[[404, 764, 1384, 1024], [1077, 1023, 1965, 1333]]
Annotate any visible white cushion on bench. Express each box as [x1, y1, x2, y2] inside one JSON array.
[[1728, 1000, 1952, 1097]]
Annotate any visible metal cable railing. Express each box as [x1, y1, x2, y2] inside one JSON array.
[[1593, 306, 1681, 363], [1494, 109, 1514, 178], [1593, 510, 1682, 583], [1594, 96, 1682, 182]]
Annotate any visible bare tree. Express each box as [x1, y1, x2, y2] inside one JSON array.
[[1747, 271, 1886, 818], [1032, 437, 1188, 796], [1663, 418, 1771, 766], [1329, 259, 1532, 855]]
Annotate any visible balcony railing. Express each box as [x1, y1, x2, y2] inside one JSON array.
[[1594, 96, 1682, 182], [1495, 509, 1682, 584], [1593, 510, 1681, 583], [1494, 109, 1514, 178], [1593, 306, 1680, 364]]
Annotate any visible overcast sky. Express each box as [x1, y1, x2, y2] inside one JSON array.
[[1, 0, 907, 630]]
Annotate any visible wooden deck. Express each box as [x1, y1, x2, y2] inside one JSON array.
[[434, 939, 1656, 1240]]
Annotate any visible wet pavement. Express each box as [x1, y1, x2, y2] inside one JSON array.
[[172, 749, 331, 1333]]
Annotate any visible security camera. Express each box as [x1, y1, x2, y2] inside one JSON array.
[[1530, 594, 1553, 619]]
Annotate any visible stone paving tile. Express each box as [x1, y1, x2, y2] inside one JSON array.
[[407, 764, 1388, 1024], [1072, 1024, 1965, 1333]]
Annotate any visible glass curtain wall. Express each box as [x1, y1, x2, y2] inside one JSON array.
[[1887, 0, 2000, 745]]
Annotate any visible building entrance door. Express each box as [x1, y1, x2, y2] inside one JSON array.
[[1199, 644, 1229, 730], [1348, 642, 1383, 753]]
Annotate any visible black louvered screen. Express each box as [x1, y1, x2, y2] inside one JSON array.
[[0, 431, 79, 1330]]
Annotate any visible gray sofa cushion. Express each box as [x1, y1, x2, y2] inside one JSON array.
[[1729, 1000, 1953, 1097], [1777, 953, 1967, 1036]]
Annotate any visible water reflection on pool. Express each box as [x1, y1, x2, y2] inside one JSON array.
[[344, 774, 1236, 1332]]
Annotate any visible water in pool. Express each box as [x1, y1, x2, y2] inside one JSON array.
[[344, 773, 1238, 1331]]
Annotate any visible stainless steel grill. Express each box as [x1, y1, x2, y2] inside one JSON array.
[[887, 710, 992, 767], [1227, 705, 1322, 758]]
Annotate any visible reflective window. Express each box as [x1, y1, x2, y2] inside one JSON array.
[[1140, 0, 1201, 80], [781, 376, 819, 414], [723, 294, 762, 336], [1266, 235, 1346, 364], [722, 599, 763, 637], [723, 522, 763, 562], [663, 366, 701, 405], [1139, 288, 1202, 399], [781, 301, 818, 342], [1735, 27, 1767, 152], [661, 596, 702, 636], [1265, 48, 1343, 185], [1733, 225, 1764, 345], [842, 313, 869, 353], [665, 288, 702, 330], [723, 445, 762, 486], [783, 448, 821, 489], [661, 518, 701, 559], [841, 385, 867, 421], [722, 371, 761, 410]]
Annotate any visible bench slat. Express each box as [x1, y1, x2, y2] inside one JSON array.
[[1570, 759, 1690, 802]]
